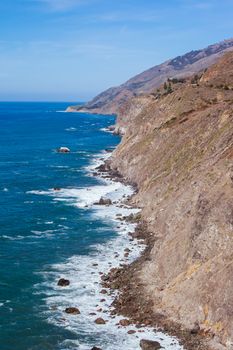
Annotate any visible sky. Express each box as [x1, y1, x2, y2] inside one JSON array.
[[0, 0, 233, 102]]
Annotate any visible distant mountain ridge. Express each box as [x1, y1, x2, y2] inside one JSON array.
[[68, 38, 233, 115]]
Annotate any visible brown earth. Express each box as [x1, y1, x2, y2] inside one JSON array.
[[107, 52, 233, 350]]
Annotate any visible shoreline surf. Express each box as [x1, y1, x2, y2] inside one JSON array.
[[33, 147, 184, 350]]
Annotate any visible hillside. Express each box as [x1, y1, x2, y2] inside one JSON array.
[[68, 38, 233, 115], [108, 52, 233, 349]]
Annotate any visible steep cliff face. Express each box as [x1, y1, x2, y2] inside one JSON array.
[[110, 53, 233, 349], [70, 39, 233, 116]]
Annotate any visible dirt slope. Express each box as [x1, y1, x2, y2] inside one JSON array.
[[110, 52, 233, 349]]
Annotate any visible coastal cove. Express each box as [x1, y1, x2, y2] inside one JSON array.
[[0, 102, 183, 350]]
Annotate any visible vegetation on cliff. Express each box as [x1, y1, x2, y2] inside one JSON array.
[[70, 39, 233, 116]]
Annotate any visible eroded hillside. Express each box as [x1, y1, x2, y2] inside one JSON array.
[[69, 39, 233, 116], [110, 52, 233, 349]]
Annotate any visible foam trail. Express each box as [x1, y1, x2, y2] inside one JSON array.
[[34, 152, 184, 350]]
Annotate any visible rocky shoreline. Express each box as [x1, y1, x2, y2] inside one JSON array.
[[95, 158, 212, 350]]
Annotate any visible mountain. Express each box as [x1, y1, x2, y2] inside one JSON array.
[[108, 52, 233, 349], [68, 38, 233, 115]]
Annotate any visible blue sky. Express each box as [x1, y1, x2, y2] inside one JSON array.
[[0, 0, 233, 101]]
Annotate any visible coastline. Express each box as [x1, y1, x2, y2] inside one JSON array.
[[39, 146, 183, 349], [95, 155, 211, 350]]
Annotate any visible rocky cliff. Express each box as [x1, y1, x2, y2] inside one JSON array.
[[109, 52, 233, 349], [69, 39, 233, 116]]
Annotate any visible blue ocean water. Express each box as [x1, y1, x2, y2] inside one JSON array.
[[0, 102, 120, 349], [0, 102, 183, 350]]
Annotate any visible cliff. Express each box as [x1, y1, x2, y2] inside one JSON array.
[[109, 52, 233, 349], [69, 38, 233, 116]]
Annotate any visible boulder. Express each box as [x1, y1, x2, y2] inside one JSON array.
[[57, 147, 70, 153], [119, 319, 131, 326], [57, 278, 70, 287], [95, 197, 112, 205], [108, 125, 115, 132], [140, 339, 162, 350], [94, 318, 106, 325], [64, 307, 80, 315], [100, 289, 107, 294], [91, 347, 102, 350]]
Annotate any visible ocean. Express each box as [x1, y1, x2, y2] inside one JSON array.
[[0, 102, 183, 350]]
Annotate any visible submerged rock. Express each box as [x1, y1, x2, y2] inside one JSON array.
[[140, 339, 161, 350], [57, 278, 70, 287]]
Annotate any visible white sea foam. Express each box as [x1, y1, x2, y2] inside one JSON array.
[[33, 152, 183, 350], [100, 127, 114, 134], [39, 226, 182, 350], [65, 127, 77, 131], [1, 235, 25, 241]]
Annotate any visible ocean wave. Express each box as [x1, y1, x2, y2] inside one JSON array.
[[33, 152, 183, 350], [65, 127, 77, 131], [38, 224, 182, 350]]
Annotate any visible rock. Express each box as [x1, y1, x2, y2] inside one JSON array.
[[100, 289, 107, 294], [101, 275, 109, 281], [53, 187, 61, 191], [57, 147, 70, 153], [94, 317, 106, 325], [128, 330, 136, 334], [57, 278, 70, 287], [124, 248, 131, 253], [91, 347, 102, 350], [95, 197, 112, 205], [140, 339, 161, 350], [64, 307, 80, 315], [119, 319, 131, 326], [108, 125, 115, 132]]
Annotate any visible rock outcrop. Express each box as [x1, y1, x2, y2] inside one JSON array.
[[64, 307, 80, 315], [69, 39, 233, 116], [57, 147, 70, 153], [57, 278, 70, 287], [94, 317, 106, 325], [140, 339, 162, 350], [109, 52, 233, 349]]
